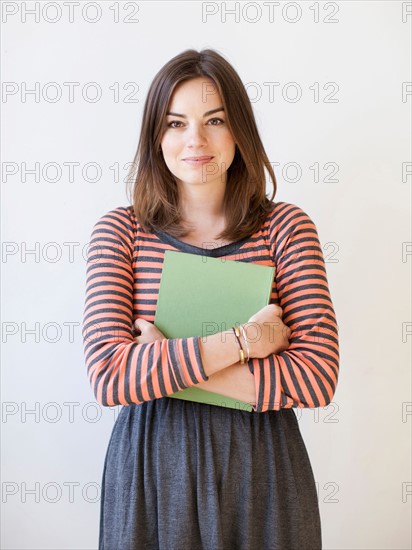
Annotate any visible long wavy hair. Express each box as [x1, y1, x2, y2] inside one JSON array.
[[126, 48, 277, 241]]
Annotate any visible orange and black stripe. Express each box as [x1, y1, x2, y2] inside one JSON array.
[[82, 202, 339, 413]]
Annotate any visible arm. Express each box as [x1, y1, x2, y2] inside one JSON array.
[[82, 209, 239, 407], [248, 203, 339, 413], [195, 362, 256, 406]]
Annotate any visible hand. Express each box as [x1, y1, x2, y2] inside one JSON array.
[[133, 318, 166, 344], [242, 304, 291, 359]]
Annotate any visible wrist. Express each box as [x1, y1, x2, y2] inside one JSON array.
[[223, 329, 243, 365], [241, 322, 257, 359], [239, 324, 251, 361], [232, 325, 250, 363]]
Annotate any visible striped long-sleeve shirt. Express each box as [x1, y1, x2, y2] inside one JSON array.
[[82, 201, 339, 413]]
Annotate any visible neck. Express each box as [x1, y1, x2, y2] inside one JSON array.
[[178, 180, 226, 225]]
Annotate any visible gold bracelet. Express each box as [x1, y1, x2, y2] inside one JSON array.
[[232, 325, 245, 364], [240, 324, 250, 361]]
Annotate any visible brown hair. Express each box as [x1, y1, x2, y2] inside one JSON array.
[[126, 48, 277, 241]]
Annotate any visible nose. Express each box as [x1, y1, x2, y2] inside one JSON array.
[[186, 123, 207, 148]]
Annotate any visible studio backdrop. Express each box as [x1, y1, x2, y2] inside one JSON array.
[[2, 1, 411, 549]]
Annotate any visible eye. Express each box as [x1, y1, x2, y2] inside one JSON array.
[[166, 117, 225, 129], [167, 120, 183, 128], [208, 118, 224, 125]]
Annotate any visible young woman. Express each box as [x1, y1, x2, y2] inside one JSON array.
[[82, 48, 339, 550]]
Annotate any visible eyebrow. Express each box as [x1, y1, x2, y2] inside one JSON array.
[[165, 107, 225, 118]]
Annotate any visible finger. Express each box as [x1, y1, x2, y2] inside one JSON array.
[[133, 319, 142, 335], [270, 304, 283, 317], [135, 317, 152, 326]]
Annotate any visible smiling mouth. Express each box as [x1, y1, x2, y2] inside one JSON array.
[[183, 156, 214, 161], [182, 156, 214, 165]]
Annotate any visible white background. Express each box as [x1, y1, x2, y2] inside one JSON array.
[[1, 1, 411, 549]]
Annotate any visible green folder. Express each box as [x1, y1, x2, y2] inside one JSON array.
[[154, 250, 275, 412]]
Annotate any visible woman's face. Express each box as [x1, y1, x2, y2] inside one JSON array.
[[160, 77, 236, 190]]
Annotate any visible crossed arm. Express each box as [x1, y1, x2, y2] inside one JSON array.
[[84, 204, 339, 412], [132, 322, 257, 406], [194, 362, 257, 406]]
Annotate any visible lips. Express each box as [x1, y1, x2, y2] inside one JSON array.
[[183, 156, 214, 161], [182, 155, 215, 167]]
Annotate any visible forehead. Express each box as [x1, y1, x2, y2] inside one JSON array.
[[167, 77, 222, 109]]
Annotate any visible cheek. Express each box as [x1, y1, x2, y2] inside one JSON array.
[[222, 138, 236, 158], [161, 136, 180, 158], [220, 132, 236, 150]]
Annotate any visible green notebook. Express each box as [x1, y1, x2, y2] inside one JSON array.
[[154, 250, 275, 412]]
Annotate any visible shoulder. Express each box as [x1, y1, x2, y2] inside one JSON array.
[[264, 201, 322, 264], [92, 205, 134, 226], [90, 205, 136, 250], [265, 201, 318, 235]]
